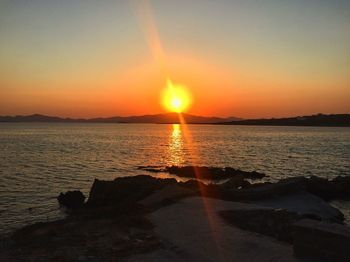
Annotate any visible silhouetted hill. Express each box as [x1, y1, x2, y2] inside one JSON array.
[[216, 114, 350, 127], [0, 114, 85, 123], [91, 113, 241, 124], [0, 113, 241, 124], [2, 113, 348, 126]]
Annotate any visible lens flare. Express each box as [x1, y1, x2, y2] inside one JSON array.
[[162, 79, 192, 113]]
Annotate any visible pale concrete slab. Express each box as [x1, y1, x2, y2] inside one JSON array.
[[125, 197, 300, 262]]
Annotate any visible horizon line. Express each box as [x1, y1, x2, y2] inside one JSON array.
[[1, 112, 349, 120]]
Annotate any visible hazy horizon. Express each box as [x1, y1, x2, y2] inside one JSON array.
[[1, 111, 349, 120]]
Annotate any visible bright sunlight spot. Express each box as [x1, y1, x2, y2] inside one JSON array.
[[162, 79, 192, 113]]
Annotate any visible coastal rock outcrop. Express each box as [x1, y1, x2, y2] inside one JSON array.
[[219, 205, 350, 259], [82, 173, 349, 223], [220, 208, 301, 243], [220, 175, 251, 189], [218, 175, 350, 201], [254, 191, 344, 223], [87, 175, 177, 206], [138, 165, 350, 202], [304, 175, 350, 200], [218, 190, 346, 243], [57, 190, 85, 209], [139, 184, 195, 209], [293, 219, 350, 261], [216, 177, 305, 201], [138, 165, 266, 180]]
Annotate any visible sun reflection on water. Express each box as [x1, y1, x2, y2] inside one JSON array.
[[168, 124, 185, 166]]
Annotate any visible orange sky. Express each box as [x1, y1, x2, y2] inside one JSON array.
[[0, 0, 349, 118]]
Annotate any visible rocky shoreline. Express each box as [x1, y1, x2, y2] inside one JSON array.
[[1, 166, 350, 261], [137, 165, 266, 180]]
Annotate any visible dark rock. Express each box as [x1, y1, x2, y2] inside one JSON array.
[[166, 166, 206, 178], [139, 184, 194, 209], [218, 177, 305, 201], [180, 179, 205, 191], [138, 165, 266, 180], [221, 175, 251, 189], [57, 190, 85, 209], [7, 210, 159, 261], [137, 166, 164, 173], [305, 175, 350, 200], [220, 208, 301, 243], [224, 167, 265, 179], [218, 175, 350, 202], [87, 175, 177, 206], [254, 191, 344, 223], [293, 219, 350, 261], [166, 166, 266, 180]]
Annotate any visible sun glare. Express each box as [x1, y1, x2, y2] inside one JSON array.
[[162, 79, 192, 113]]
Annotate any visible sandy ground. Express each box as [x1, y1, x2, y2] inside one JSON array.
[[125, 197, 300, 262]]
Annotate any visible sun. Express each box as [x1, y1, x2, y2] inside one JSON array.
[[162, 79, 192, 113]]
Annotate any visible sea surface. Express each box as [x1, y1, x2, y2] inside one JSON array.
[[0, 123, 349, 235]]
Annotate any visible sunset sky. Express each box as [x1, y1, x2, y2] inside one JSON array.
[[0, 0, 349, 118]]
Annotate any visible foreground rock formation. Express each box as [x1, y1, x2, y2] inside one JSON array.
[[87, 175, 178, 206], [1, 168, 350, 261], [57, 190, 85, 209], [0, 200, 158, 261], [293, 219, 350, 261]]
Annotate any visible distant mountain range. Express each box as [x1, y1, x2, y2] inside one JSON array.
[[217, 114, 350, 127], [0, 113, 349, 126], [0, 113, 241, 124]]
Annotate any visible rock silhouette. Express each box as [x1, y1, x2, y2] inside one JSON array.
[[57, 190, 85, 209], [138, 165, 266, 180]]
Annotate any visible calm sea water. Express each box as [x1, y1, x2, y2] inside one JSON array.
[[0, 123, 349, 234]]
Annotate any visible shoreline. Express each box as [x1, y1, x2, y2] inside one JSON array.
[[1, 166, 350, 261]]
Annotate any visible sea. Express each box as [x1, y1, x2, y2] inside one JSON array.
[[0, 123, 349, 235]]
